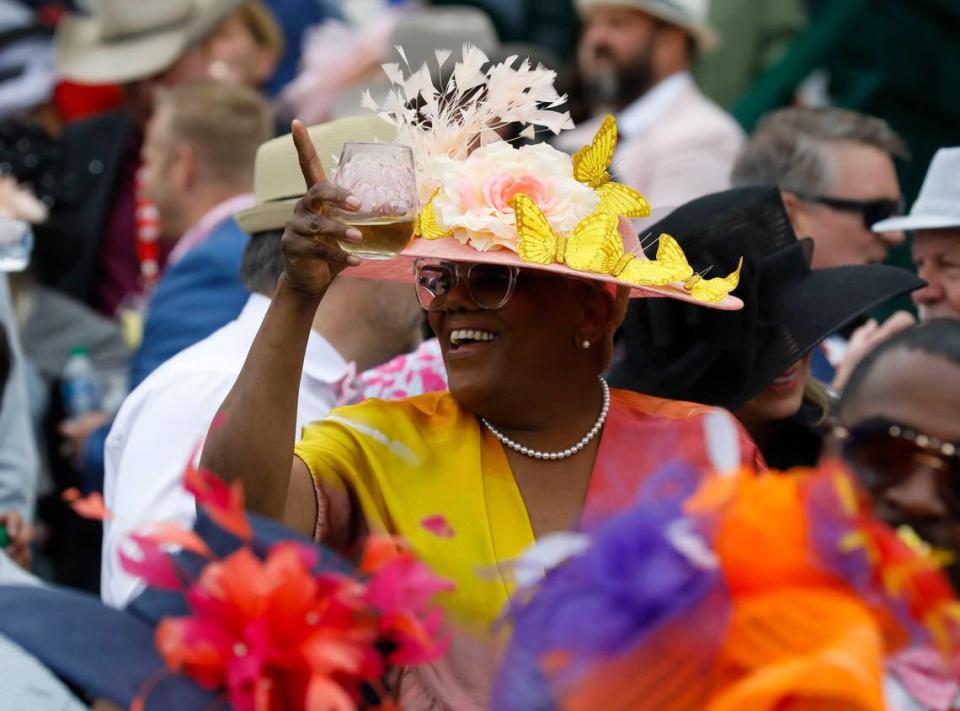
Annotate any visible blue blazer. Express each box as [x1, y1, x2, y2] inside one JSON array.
[[80, 218, 250, 492], [129, 218, 250, 390]]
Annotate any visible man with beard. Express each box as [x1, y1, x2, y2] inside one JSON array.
[[555, 0, 744, 208], [837, 320, 960, 710]]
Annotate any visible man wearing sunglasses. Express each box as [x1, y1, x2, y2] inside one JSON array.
[[732, 106, 909, 269], [731, 107, 912, 383], [837, 320, 960, 710]]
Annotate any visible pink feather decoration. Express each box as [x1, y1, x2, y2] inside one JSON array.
[[119, 533, 184, 591]]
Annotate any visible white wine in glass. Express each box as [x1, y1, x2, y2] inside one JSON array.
[[330, 143, 417, 260]]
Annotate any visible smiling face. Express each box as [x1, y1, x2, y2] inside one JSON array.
[[840, 347, 960, 587], [734, 352, 813, 432], [425, 265, 612, 426]]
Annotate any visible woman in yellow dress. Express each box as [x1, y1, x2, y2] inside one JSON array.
[[201, 48, 760, 708]]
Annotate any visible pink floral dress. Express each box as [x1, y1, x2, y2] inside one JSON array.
[[340, 338, 448, 405]]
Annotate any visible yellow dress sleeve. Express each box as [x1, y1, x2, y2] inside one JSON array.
[[293, 392, 535, 628]]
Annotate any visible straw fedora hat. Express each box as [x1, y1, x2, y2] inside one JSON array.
[[873, 147, 960, 233], [55, 0, 247, 85], [235, 115, 398, 235], [575, 0, 720, 51]]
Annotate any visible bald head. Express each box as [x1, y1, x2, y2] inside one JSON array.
[[840, 320, 960, 441]]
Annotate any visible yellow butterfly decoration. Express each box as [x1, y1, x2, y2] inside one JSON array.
[[513, 194, 707, 292], [618, 233, 697, 286], [515, 193, 624, 274], [625, 232, 743, 302], [414, 189, 452, 240], [514, 193, 742, 303], [572, 115, 651, 219]]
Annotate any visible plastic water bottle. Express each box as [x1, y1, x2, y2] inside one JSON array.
[[0, 218, 33, 272], [62, 347, 102, 419]]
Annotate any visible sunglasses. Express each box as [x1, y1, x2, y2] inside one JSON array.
[[414, 259, 520, 312], [798, 195, 904, 230], [834, 419, 960, 509]]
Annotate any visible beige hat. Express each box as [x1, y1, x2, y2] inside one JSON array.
[[55, 0, 247, 84], [235, 115, 398, 236], [575, 0, 720, 51]]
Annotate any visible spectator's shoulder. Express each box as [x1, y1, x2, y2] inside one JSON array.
[[679, 84, 745, 137], [110, 345, 237, 443], [186, 218, 250, 265], [304, 391, 459, 445], [611, 388, 725, 421]]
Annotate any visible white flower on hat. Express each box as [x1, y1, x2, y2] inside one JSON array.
[[431, 142, 599, 252]]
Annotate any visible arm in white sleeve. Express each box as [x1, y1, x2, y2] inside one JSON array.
[[101, 372, 232, 607], [0, 275, 38, 521]]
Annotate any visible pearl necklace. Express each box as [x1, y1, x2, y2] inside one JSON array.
[[481, 378, 611, 460]]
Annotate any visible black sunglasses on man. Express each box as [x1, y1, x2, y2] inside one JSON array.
[[797, 195, 905, 231]]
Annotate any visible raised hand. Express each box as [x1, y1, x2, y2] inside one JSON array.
[[832, 310, 917, 392], [280, 119, 364, 299]]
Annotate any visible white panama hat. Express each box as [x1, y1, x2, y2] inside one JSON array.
[[575, 0, 720, 51], [873, 147, 960, 233]]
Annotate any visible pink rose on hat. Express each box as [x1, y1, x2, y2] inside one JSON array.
[[431, 142, 599, 251]]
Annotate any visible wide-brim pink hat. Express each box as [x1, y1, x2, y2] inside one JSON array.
[[340, 46, 744, 310], [348, 215, 744, 311], [276, 46, 744, 311]]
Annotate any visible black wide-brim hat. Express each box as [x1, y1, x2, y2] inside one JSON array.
[[0, 511, 352, 710], [608, 185, 925, 410]]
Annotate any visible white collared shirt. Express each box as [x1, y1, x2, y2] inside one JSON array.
[[617, 71, 694, 141], [101, 294, 350, 607]]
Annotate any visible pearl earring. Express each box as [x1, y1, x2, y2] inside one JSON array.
[[581, 340, 591, 350]]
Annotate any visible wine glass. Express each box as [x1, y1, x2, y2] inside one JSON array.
[[330, 143, 418, 260]]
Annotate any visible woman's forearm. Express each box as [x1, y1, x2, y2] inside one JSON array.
[[202, 118, 362, 520], [200, 279, 322, 518]]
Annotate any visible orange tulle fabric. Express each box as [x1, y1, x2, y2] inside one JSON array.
[[524, 464, 960, 711]]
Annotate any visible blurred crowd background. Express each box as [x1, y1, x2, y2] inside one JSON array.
[[0, 0, 958, 594]]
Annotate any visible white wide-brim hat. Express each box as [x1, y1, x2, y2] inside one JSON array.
[[575, 0, 720, 51], [55, 0, 245, 85], [873, 147, 960, 233]]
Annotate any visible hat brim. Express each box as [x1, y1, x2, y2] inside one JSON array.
[[55, 0, 247, 85], [236, 197, 743, 310], [609, 263, 923, 407], [0, 586, 218, 709], [346, 233, 744, 311], [872, 213, 960, 233], [235, 197, 298, 235], [575, 0, 720, 50], [55, 14, 187, 84], [0, 511, 350, 708], [776, 263, 923, 355]]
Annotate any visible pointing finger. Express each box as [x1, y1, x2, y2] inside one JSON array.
[[291, 119, 326, 188]]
